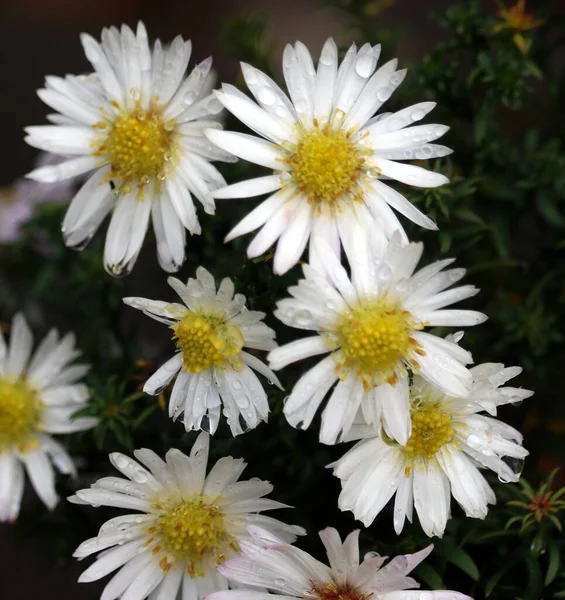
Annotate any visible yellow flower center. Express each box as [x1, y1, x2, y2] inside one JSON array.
[[333, 299, 420, 389], [404, 405, 454, 460], [94, 102, 175, 196], [0, 378, 42, 451], [151, 497, 238, 576], [285, 125, 366, 208], [172, 312, 244, 373]]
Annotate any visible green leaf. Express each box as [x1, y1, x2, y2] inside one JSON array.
[[545, 538, 561, 586], [486, 547, 525, 596], [525, 552, 544, 600], [434, 538, 480, 581], [413, 562, 444, 590]]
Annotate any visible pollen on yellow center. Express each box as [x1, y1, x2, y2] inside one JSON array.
[[172, 312, 245, 373], [0, 378, 42, 450], [153, 497, 237, 575], [404, 405, 454, 460], [94, 103, 174, 195], [334, 299, 418, 388], [285, 125, 365, 207]]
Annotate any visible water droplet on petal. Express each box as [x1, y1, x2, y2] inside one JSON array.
[[258, 87, 277, 106], [114, 455, 129, 469], [184, 91, 197, 105]]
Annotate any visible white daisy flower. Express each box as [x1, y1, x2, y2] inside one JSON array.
[[0, 313, 97, 521], [268, 233, 487, 446], [206, 38, 451, 275], [208, 525, 471, 600], [332, 364, 532, 537], [123, 267, 281, 436], [25, 22, 234, 276], [69, 433, 304, 600]]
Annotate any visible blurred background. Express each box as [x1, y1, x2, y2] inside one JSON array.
[[1, 0, 565, 599]]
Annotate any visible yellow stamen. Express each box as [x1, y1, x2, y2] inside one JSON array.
[[0, 378, 42, 451], [332, 299, 421, 388], [172, 312, 244, 373], [404, 404, 454, 460], [153, 496, 237, 575], [285, 124, 367, 208], [94, 102, 175, 197]]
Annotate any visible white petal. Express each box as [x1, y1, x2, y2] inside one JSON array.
[[25, 125, 95, 155], [268, 337, 329, 371], [143, 354, 183, 395], [23, 449, 58, 510], [27, 155, 97, 183], [205, 129, 286, 171], [246, 196, 302, 259], [213, 175, 282, 200], [215, 89, 293, 144], [273, 201, 313, 274], [7, 313, 33, 378], [370, 179, 437, 230], [225, 188, 292, 242], [375, 159, 449, 188]]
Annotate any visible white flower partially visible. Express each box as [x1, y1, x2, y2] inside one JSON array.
[[0, 313, 97, 521], [268, 233, 486, 446], [70, 433, 304, 600], [25, 22, 234, 276], [206, 38, 451, 275], [208, 525, 471, 600], [124, 267, 281, 436], [332, 364, 532, 537]]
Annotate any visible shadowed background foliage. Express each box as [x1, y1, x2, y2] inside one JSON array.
[[1, 0, 565, 599]]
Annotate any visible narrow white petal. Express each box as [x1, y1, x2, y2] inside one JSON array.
[[376, 159, 449, 188], [213, 175, 282, 200], [205, 129, 286, 171]]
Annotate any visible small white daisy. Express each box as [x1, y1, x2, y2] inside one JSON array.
[[25, 22, 234, 276], [332, 363, 532, 537], [268, 233, 486, 446], [206, 38, 451, 275], [123, 267, 281, 436], [208, 525, 471, 600], [70, 433, 304, 600], [0, 313, 97, 521]]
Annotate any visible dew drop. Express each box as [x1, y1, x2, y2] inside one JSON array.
[[503, 456, 524, 478], [354, 53, 375, 78], [365, 167, 380, 180], [133, 470, 149, 484], [232, 379, 242, 391], [183, 92, 196, 106], [258, 86, 277, 106], [274, 576, 287, 586], [376, 87, 393, 102], [319, 44, 336, 66], [245, 69, 259, 85], [295, 309, 312, 326], [294, 99, 308, 114], [114, 455, 129, 469]]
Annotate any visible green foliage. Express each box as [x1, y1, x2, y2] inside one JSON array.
[[1, 1, 564, 599]]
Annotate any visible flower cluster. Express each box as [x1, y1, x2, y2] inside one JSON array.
[[0, 20, 535, 600]]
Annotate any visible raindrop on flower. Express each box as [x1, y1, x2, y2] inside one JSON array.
[[258, 87, 277, 106]]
